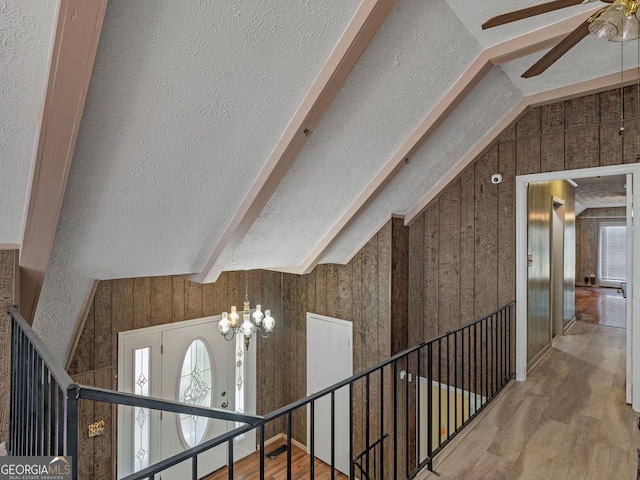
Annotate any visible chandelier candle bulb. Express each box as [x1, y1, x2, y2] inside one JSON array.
[[253, 304, 264, 325]]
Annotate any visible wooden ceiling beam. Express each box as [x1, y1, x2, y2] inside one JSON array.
[[186, 0, 399, 284], [287, 11, 605, 273], [20, 0, 108, 323]]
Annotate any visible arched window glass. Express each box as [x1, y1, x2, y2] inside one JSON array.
[[178, 338, 213, 447]]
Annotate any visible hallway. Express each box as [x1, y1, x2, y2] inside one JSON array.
[[419, 321, 640, 479]]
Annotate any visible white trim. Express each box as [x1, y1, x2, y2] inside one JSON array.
[[515, 175, 528, 382], [516, 164, 640, 413], [633, 171, 640, 412]]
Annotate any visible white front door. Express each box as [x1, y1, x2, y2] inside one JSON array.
[[306, 313, 352, 476], [118, 315, 257, 479], [160, 320, 230, 478]]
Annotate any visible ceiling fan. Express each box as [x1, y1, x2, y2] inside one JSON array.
[[483, 0, 640, 78]]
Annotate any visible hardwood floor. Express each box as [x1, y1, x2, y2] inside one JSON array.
[[576, 286, 626, 329], [417, 321, 640, 480], [205, 437, 348, 480]]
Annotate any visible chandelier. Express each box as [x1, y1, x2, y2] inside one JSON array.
[[218, 272, 275, 349]]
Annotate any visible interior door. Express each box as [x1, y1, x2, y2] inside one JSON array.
[[306, 313, 352, 476], [160, 320, 230, 479]]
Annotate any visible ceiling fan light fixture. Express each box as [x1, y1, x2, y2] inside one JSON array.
[[588, 16, 619, 40]]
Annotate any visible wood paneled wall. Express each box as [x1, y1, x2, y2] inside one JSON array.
[[576, 207, 627, 286], [67, 271, 283, 479], [281, 218, 408, 471], [409, 86, 631, 360], [0, 250, 17, 443]]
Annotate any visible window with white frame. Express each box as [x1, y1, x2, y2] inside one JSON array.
[[599, 220, 627, 288]]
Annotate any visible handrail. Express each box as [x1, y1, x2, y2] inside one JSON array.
[[120, 422, 258, 480], [7, 306, 75, 389], [8, 300, 516, 480], [77, 385, 262, 424], [264, 300, 516, 422]]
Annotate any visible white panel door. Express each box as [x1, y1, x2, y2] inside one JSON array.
[[160, 320, 230, 479], [306, 313, 352, 476]]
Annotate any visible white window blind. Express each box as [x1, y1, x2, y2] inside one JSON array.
[[599, 220, 627, 287]]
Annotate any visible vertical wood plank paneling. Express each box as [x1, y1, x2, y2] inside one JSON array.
[[351, 251, 363, 353], [516, 136, 541, 175], [315, 265, 327, 315], [227, 271, 241, 311], [565, 127, 599, 170], [624, 84, 639, 119], [623, 119, 640, 164], [600, 123, 623, 166], [184, 280, 203, 319], [498, 142, 516, 307], [391, 218, 408, 354], [0, 250, 15, 442], [377, 221, 391, 356], [93, 368, 113, 480], [172, 277, 185, 322], [94, 281, 112, 370], [565, 94, 599, 128], [68, 301, 95, 376], [361, 235, 378, 355], [73, 371, 95, 480], [337, 264, 352, 323], [575, 207, 626, 284], [111, 278, 133, 368], [424, 201, 439, 340], [326, 264, 338, 319], [438, 180, 461, 333], [306, 270, 317, 315], [213, 272, 228, 316], [541, 133, 565, 172], [600, 88, 622, 124], [459, 169, 475, 324], [517, 109, 541, 137], [133, 278, 151, 329], [202, 282, 215, 317], [474, 147, 499, 319], [541, 102, 564, 134], [150, 276, 172, 326], [408, 214, 425, 345]]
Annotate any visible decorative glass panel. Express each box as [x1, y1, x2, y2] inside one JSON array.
[[133, 347, 150, 473], [178, 339, 213, 447], [235, 335, 246, 438]]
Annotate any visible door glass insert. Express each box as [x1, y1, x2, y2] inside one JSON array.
[[178, 338, 213, 447], [133, 347, 151, 473]]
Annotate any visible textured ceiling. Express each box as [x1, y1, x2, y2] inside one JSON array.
[[574, 175, 628, 215], [3, 0, 639, 362]]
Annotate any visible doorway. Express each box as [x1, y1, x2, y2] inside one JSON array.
[[117, 315, 256, 479], [306, 313, 353, 476], [515, 164, 640, 412]]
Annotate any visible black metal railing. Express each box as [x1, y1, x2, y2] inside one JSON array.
[[8, 305, 79, 472], [7, 300, 515, 480]]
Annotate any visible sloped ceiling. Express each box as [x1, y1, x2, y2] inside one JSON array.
[[3, 0, 639, 363]]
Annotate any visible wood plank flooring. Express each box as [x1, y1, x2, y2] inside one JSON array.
[[576, 286, 626, 329], [205, 438, 348, 480], [417, 321, 640, 480]]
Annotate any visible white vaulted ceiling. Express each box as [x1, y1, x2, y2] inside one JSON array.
[[2, 0, 638, 362]]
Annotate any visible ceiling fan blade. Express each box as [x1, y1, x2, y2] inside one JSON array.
[[522, 20, 589, 78], [482, 0, 585, 29]]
